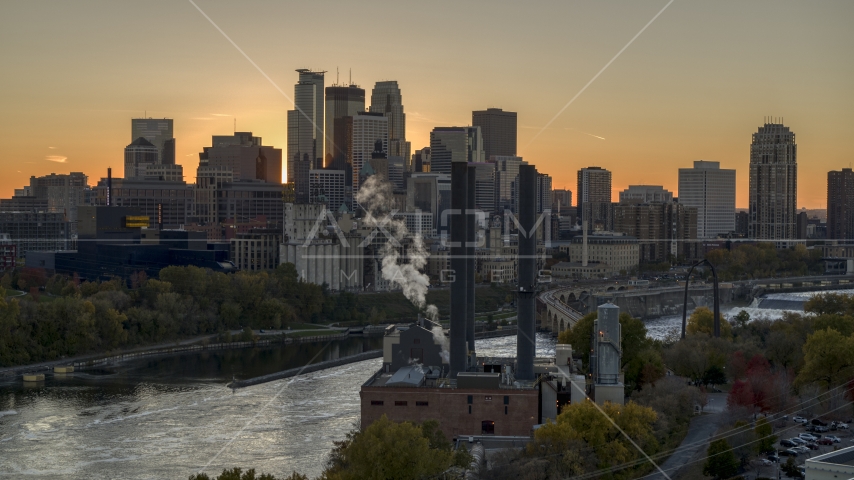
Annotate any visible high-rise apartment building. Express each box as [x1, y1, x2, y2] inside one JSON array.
[[472, 108, 517, 159], [493, 156, 527, 214], [413, 148, 431, 173], [27, 172, 88, 234], [619, 185, 673, 204], [429, 127, 485, 175], [678, 161, 736, 239], [351, 112, 388, 198], [370, 81, 410, 169], [828, 168, 854, 240], [288, 69, 325, 200], [124, 137, 159, 179], [748, 122, 797, 240], [325, 84, 365, 175], [131, 118, 175, 165], [577, 167, 612, 230], [552, 188, 572, 214]]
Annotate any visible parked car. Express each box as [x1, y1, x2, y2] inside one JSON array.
[[780, 449, 799, 457], [781, 439, 797, 448], [794, 446, 810, 454], [799, 433, 818, 442], [818, 438, 834, 445], [767, 454, 780, 463], [815, 426, 829, 433], [807, 442, 820, 450], [826, 435, 841, 443], [790, 437, 806, 445], [812, 419, 829, 426], [760, 458, 774, 466], [793, 416, 808, 424], [837, 423, 849, 429]]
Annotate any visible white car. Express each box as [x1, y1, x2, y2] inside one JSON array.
[[790, 437, 806, 445], [793, 416, 808, 424], [826, 435, 841, 443], [799, 433, 818, 442], [838, 423, 849, 429], [760, 459, 773, 466], [794, 446, 810, 454]]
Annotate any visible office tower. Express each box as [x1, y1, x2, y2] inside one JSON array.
[[131, 118, 175, 165], [325, 84, 365, 173], [748, 122, 797, 240], [198, 132, 282, 183], [614, 201, 699, 263], [429, 127, 485, 175], [493, 155, 527, 213], [469, 162, 496, 214], [577, 167, 612, 230], [413, 147, 430, 172], [309, 169, 345, 212], [552, 188, 572, 214], [472, 108, 517, 159], [370, 81, 410, 169], [124, 137, 159, 179], [26, 172, 88, 234], [537, 173, 553, 214], [678, 160, 736, 239], [287, 69, 325, 199], [351, 112, 388, 197], [797, 211, 809, 240], [0, 212, 70, 255], [91, 175, 194, 229], [828, 168, 854, 240], [619, 185, 673, 204], [388, 156, 405, 189]]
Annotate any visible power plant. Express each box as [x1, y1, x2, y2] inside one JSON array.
[[360, 160, 625, 439]]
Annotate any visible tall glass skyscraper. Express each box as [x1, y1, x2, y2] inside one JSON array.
[[325, 84, 365, 187], [472, 108, 517, 159], [287, 69, 325, 202], [678, 161, 736, 239], [429, 127, 485, 176], [370, 81, 410, 170], [748, 121, 797, 240]]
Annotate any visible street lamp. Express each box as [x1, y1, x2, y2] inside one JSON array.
[[681, 259, 721, 339]]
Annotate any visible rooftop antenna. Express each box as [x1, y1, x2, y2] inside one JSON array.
[[349, 68, 352, 86]]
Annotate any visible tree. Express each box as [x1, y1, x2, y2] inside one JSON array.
[[733, 310, 750, 328], [796, 328, 854, 389], [532, 401, 658, 474], [321, 415, 465, 480], [687, 307, 732, 338], [703, 439, 739, 479], [188, 467, 290, 480], [805, 293, 854, 316]]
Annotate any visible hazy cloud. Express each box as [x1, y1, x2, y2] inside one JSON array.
[[45, 155, 67, 163], [48, 146, 57, 149], [210, 113, 231, 116]]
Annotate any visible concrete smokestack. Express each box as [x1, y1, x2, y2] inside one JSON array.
[[516, 164, 537, 381], [466, 165, 476, 354], [450, 162, 468, 377]]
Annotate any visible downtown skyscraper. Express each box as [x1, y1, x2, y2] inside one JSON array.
[[828, 168, 854, 240], [131, 118, 175, 165], [577, 166, 612, 230], [472, 108, 517, 159], [748, 121, 797, 240], [287, 69, 325, 203], [678, 161, 736, 238], [325, 83, 365, 190], [369, 81, 410, 170]]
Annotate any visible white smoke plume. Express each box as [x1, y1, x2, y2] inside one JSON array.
[[356, 175, 449, 364]]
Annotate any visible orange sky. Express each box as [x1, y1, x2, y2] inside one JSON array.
[[1, 1, 852, 209]]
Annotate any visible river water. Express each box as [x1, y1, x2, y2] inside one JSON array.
[[0, 334, 556, 480], [643, 288, 854, 340]]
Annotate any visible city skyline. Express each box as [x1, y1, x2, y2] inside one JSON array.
[[2, 1, 853, 208]]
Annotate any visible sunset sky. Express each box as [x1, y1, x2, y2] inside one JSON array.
[[1, 1, 852, 208]]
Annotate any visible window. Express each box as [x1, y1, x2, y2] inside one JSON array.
[[468, 405, 472, 414], [416, 401, 429, 407], [394, 401, 407, 406], [504, 396, 509, 405], [467, 395, 473, 404], [481, 420, 495, 435], [505, 406, 508, 415], [370, 400, 384, 406]]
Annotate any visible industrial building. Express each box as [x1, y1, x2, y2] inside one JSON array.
[[360, 161, 626, 439]]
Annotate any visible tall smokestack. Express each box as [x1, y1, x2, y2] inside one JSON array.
[[107, 168, 112, 207], [516, 164, 537, 381], [466, 165, 476, 354], [450, 162, 468, 377]]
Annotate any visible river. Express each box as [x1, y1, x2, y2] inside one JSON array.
[[0, 333, 556, 480], [643, 288, 854, 340]]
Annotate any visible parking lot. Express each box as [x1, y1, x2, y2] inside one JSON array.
[[750, 417, 852, 478]]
